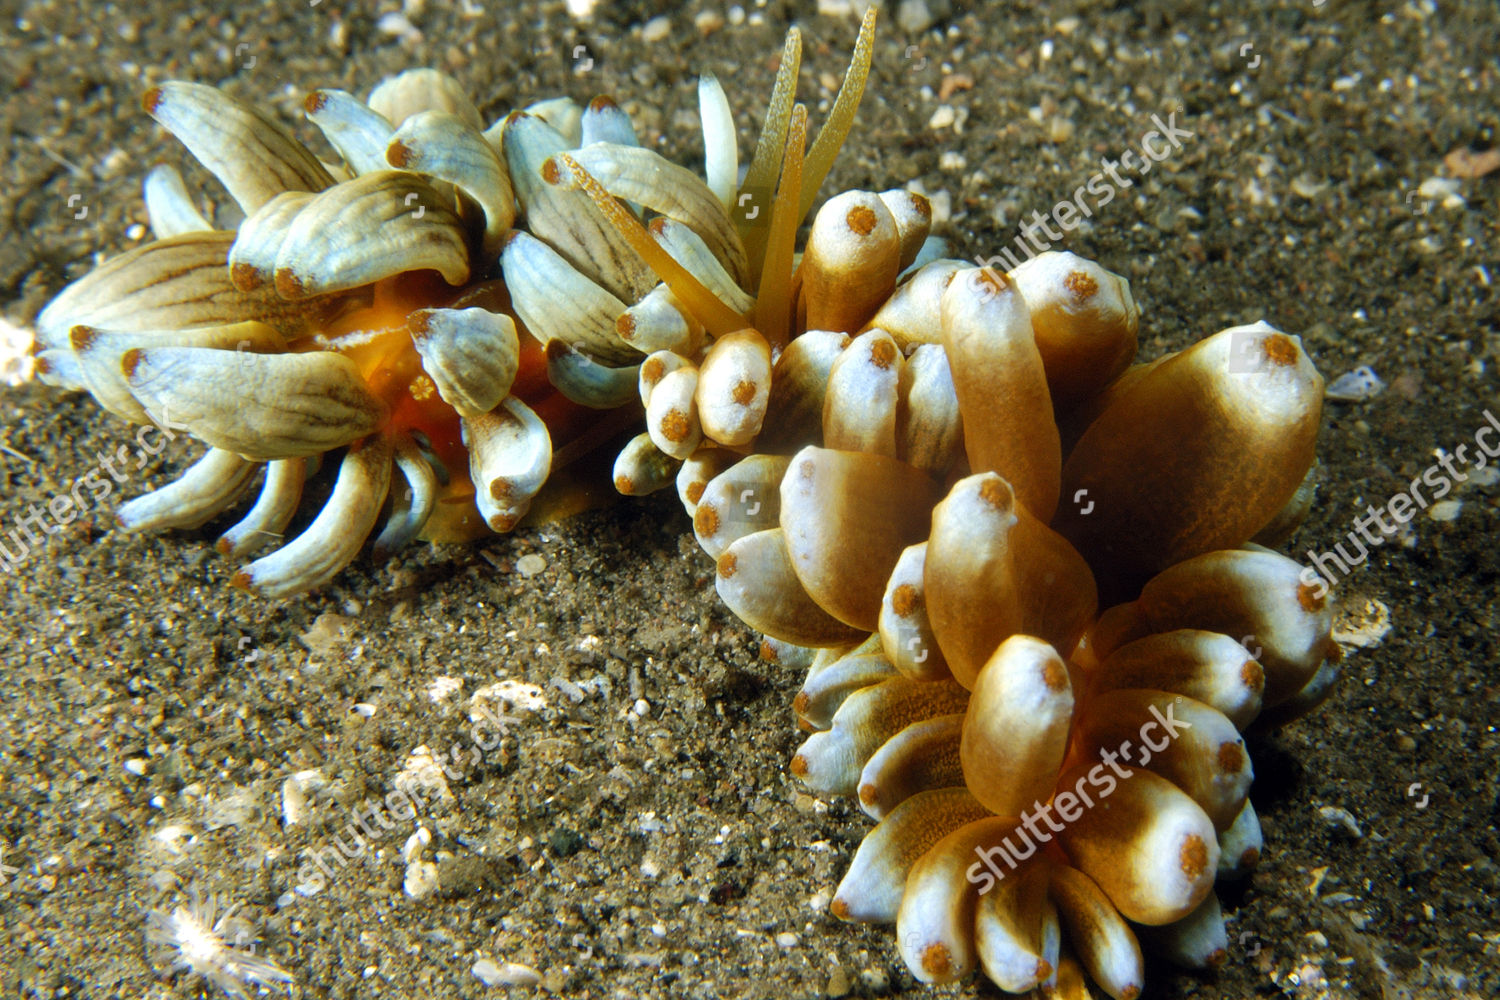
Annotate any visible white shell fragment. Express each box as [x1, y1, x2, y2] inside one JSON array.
[[1324, 365, 1384, 402], [472, 959, 543, 988]]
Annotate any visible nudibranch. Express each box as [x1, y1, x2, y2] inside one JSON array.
[[31, 12, 1347, 997], [634, 219, 1338, 991], [33, 11, 880, 597]]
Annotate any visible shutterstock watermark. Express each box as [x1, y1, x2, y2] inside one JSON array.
[[1299, 409, 1500, 600], [965, 701, 1193, 894], [0, 411, 187, 573], [293, 698, 517, 896], [972, 111, 1195, 283]]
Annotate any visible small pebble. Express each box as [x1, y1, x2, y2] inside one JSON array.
[[1417, 176, 1461, 199], [427, 676, 462, 702], [937, 74, 974, 100], [927, 105, 956, 130], [516, 553, 546, 577], [1318, 804, 1363, 839], [641, 16, 670, 43], [1428, 499, 1462, 522], [402, 827, 431, 863], [472, 959, 542, 987], [775, 931, 799, 948], [896, 0, 935, 34], [376, 11, 421, 41], [1291, 174, 1329, 199], [403, 860, 439, 899]]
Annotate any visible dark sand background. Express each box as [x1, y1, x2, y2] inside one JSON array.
[[1, 0, 1496, 997]]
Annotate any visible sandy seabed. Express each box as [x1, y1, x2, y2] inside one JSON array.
[[1, 1, 1496, 998]]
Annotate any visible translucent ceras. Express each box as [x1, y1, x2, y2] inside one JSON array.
[[32, 8, 882, 597], [676, 249, 1340, 995]]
